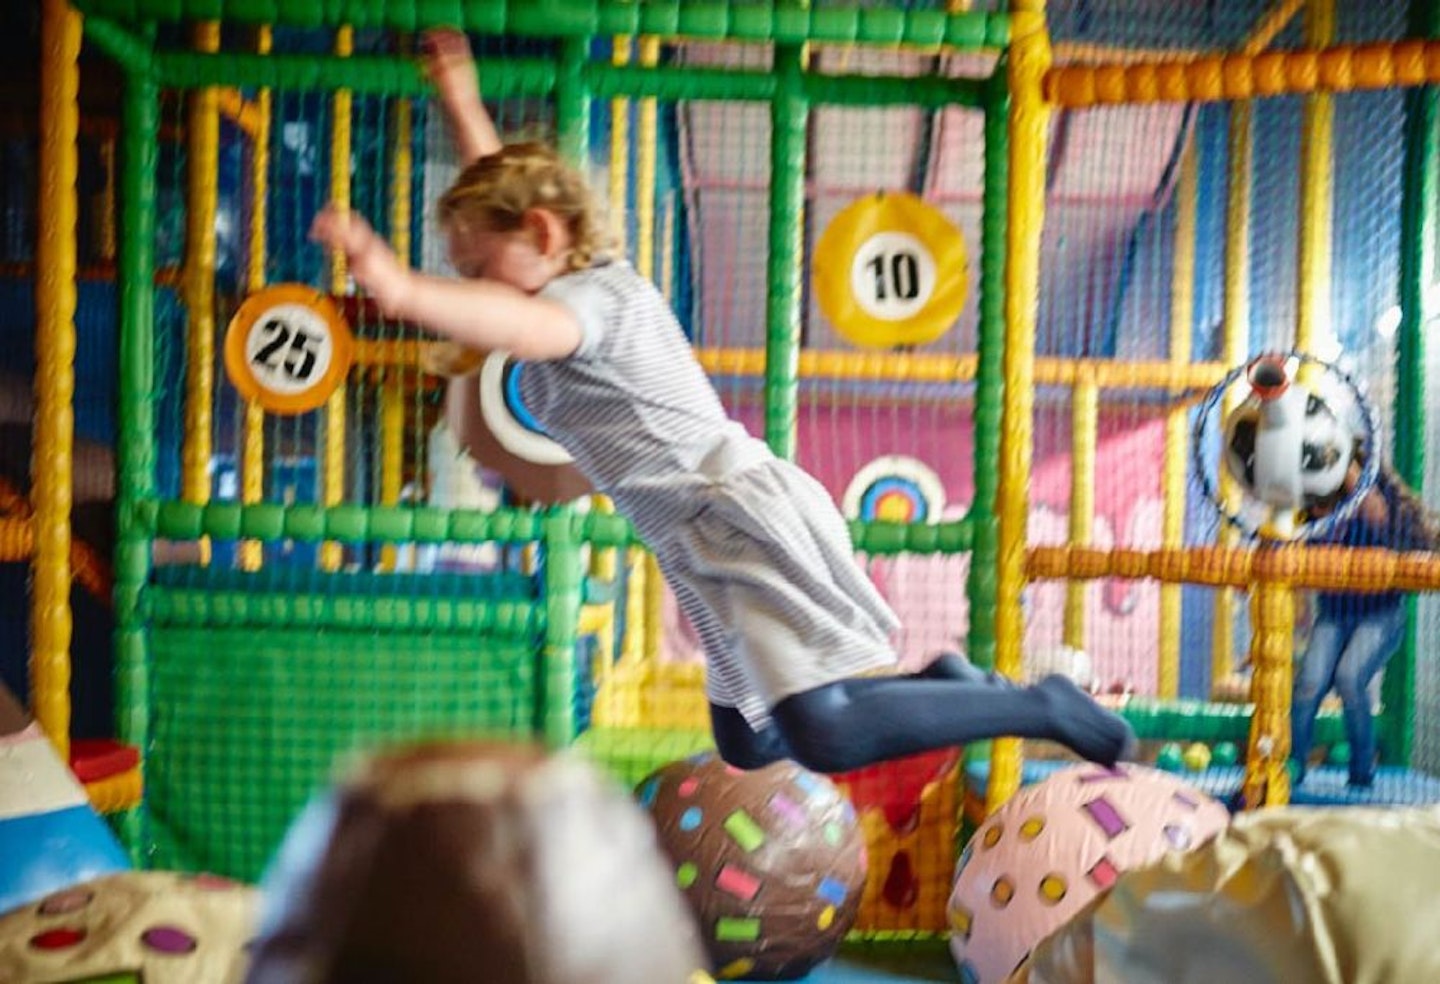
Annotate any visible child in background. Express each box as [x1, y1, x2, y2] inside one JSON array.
[[307, 29, 1136, 774], [1293, 442, 1437, 787]]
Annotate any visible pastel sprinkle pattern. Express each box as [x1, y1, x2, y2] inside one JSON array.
[[716, 865, 761, 902], [639, 753, 867, 980], [723, 810, 766, 852], [768, 792, 807, 829]]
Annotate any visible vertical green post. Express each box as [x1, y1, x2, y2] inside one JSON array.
[[1383, 0, 1440, 767], [543, 35, 591, 746], [540, 511, 582, 747], [966, 76, 1009, 681], [555, 37, 590, 165], [115, 63, 160, 857], [765, 43, 808, 460]]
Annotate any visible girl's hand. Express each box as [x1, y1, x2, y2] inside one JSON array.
[[308, 205, 411, 314], [421, 340, 485, 378], [422, 28, 481, 109]]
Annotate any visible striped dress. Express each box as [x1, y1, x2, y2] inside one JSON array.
[[519, 260, 899, 729]]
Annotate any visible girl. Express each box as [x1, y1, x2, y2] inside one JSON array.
[[1293, 443, 1437, 787], [307, 30, 1136, 774]]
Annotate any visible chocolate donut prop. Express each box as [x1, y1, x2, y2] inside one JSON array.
[[638, 753, 869, 981], [245, 742, 704, 984], [444, 352, 593, 505]]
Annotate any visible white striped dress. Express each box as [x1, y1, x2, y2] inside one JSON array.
[[519, 260, 900, 729]]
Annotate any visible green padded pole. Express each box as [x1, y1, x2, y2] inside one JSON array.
[[114, 61, 160, 860], [539, 34, 593, 747], [967, 76, 1010, 678], [540, 512, 583, 747], [765, 43, 808, 460], [555, 37, 590, 164], [1383, 0, 1440, 767], [81, 15, 153, 76], [73, 0, 1010, 50]]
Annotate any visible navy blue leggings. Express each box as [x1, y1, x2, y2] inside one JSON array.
[[709, 653, 1133, 774]]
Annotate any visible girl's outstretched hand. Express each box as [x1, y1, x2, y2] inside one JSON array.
[[309, 204, 410, 314], [422, 28, 481, 108]]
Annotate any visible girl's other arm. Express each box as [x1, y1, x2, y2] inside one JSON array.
[[423, 28, 503, 162]]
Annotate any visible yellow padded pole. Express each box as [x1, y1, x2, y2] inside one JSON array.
[[636, 34, 665, 662], [239, 25, 272, 573], [1064, 371, 1097, 653], [991, 1, 1051, 813], [378, 85, 412, 572], [321, 25, 354, 572], [1297, 0, 1335, 360], [1245, 578, 1295, 807], [1160, 138, 1197, 699], [1212, 100, 1252, 696], [182, 21, 220, 539], [33, 0, 82, 758]]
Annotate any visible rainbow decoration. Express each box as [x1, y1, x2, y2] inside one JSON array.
[[842, 455, 947, 525]]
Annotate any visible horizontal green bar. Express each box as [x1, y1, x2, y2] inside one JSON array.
[[146, 585, 542, 634], [155, 51, 986, 108], [851, 517, 973, 556], [145, 500, 546, 544], [140, 500, 975, 555], [76, 0, 1008, 49], [1121, 697, 1345, 745]]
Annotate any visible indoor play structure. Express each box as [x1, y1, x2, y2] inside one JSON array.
[[14, 0, 1440, 977]]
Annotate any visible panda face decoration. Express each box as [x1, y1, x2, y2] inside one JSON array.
[[1298, 393, 1352, 504]]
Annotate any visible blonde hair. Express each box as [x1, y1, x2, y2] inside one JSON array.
[[437, 141, 613, 273]]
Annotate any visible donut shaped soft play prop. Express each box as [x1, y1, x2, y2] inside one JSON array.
[[479, 352, 574, 466], [0, 871, 258, 984], [947, 763, 1230, 984], [447, 352, 592, 505], [639, 753, 868, 981]]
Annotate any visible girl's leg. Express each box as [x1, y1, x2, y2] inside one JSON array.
[[916, 651, 1017, 688], [1291, 617, 1345, 783], [1332, 605, 1407, 787], [770, 672, 1134, 775], [708, 702, 793, 770]]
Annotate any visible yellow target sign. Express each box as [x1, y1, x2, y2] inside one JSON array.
[[224, 284, 354, 415], [812, 192, 968, 349]]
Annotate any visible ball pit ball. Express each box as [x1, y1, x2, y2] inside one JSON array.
[[947, 763, 1231, 984], [1182, 743, 1213, 772], [1212, 741, 1239, 767], [1329, 741, 1352, 766], [1155, 742, 1185, 772], [638, 753, 868, 981]]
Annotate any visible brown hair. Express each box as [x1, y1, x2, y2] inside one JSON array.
[[1354, 441, 1440, 550], [437, 141, 613, 273]]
